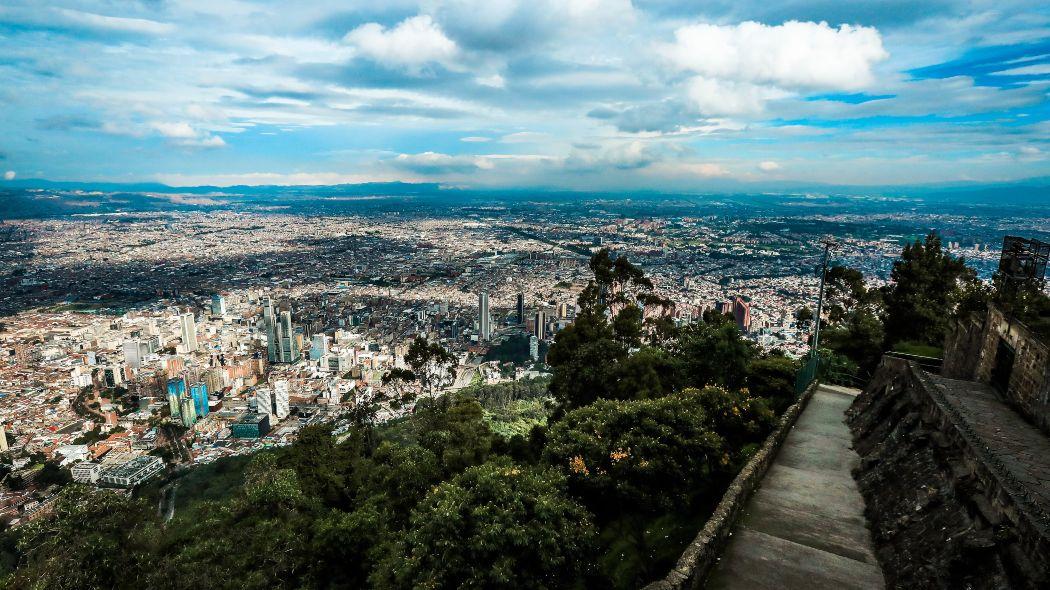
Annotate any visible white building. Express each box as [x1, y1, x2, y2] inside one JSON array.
[[99, 455, 165, 488], [179, 312, 198, 353], [273, 380, 290, 420], [71, 461, 103, 484], [479, 292, 491, 341], [123, 338, 144, 370]]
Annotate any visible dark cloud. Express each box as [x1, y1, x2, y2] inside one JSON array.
[[35, 115, 101, 131], [231, 86, 327, 102], [340, 103, 468, 119], [588, 101, 699, 134]]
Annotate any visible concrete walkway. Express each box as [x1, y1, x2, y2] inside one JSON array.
[[705, 384, 885, 590]]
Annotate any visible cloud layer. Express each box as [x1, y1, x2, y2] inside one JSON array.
[[0, 0, 1047, 188]]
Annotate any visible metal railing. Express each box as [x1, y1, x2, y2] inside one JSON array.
[[884, 351, 943, 373], [795, 354, 822, 395]]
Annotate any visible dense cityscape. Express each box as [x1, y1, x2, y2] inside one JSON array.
[[0, 187, 1039, 527], [2, 0, 1049, 587]]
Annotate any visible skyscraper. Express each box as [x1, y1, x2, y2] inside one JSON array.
[[179, 396, 197, 427], [179, 312, 197, 352], [166, 377, 186, 418], [190, 382, 209, 418], [263, 299, 300, 363], [263, 298, 278, 363], [534, 310, 547, 340], [516, 292, 525, 325], [279, 310, 300, 362], [479, 292, 491, 341], [211, 293, 227, 316]]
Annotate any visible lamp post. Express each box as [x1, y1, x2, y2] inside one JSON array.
[[811, 237, 837, 360]]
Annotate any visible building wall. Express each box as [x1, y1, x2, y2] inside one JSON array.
[[943, 304, 1050, 434]]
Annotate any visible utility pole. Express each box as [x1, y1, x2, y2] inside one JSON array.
[[811, 237, 837, 359]]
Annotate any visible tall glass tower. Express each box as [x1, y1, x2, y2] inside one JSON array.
[[479, 292, 491, 341]]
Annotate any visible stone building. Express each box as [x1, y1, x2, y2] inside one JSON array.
[[943, 303, 1050, 434]]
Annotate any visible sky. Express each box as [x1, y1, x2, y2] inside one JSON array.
[[0, 0, 1048, 190]]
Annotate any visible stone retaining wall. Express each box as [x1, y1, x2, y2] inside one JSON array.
[[848, 356, 1050, 589], [642, 380, 821, 590]]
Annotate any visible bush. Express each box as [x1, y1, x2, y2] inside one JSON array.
[[746, 356, 799, 414]]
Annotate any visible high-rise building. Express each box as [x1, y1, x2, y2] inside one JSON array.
[[279, 311, 300, 362], [255, 387, 272, 417], [166, 377, 186, 418], [123, 339, 143, 370], [273, 380, 290, 420], [263, 299, 278, 363], [479, 292, 491, 341], [0, 424, 8, 452], [189, 382, 209, 418], [263, 299, 300, 363], [733, 297, 752, 333], [529, 335, 539, 361], [203, 367, 224, 397], [211, 294, 227, 316], [178, 396, 197, 427], [557, 303, 569, 319], [310, 334, 329, 361], [179, 312, 198, 352], [534, 310, 547, 340], [516, 292, 525, 325]]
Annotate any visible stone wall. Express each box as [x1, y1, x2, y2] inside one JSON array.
[[642, 380, 820, 590], [848, 357, 1050, 589], [943, 304, 1050, 435]]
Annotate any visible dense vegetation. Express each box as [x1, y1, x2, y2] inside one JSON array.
[[0, 249, 797, 590]]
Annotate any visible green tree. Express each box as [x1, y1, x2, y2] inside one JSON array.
[[882, 232, 976, 348], [544, 388, 753, 516], [374, 461, 596, 590], [413, 395, 496, 476], [672, 317, 756, 390], [149, 453, 314, 590], [6, 486, 155, 590], [547, 249, 671, 409]]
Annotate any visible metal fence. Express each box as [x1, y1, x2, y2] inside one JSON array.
[[795, 353, 822, 395]]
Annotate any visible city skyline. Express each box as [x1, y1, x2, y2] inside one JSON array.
[[0, 0, 1048, 190]]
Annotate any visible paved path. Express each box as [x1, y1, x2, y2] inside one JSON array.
[[705, 384, 885, 590], [926, 374, 1050, 525]]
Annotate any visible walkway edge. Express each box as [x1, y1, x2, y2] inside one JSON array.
[[643, 380, 822, 590]]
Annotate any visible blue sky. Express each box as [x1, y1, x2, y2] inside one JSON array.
[[0, 0, 1048, 189]]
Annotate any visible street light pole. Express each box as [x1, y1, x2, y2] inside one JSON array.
[[811, 237, 836, 359]]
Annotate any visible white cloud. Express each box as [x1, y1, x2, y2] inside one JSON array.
[[461, 136, 492, 142], [475, 73, 506, 88], [687, 77, 789, 115], [391, 152, 495, 174], [992, 63, 1050, 76], [3, 170, 15, 180], [665, 21, 888, 91], [500, 131, 548, 143], [758, 160, 781, 172], [345, 15, 458, 70], [150, 121, 226, 147], [53, 8, 174, 36]]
